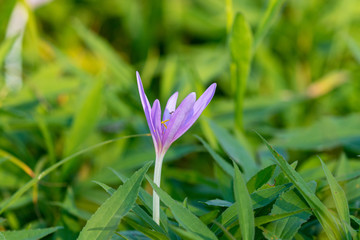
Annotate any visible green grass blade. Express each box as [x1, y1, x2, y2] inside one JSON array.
[[233, 163, 255, 240], [251, 183, 291, 209], [1, 227, 62, 240], [109, 168, 169, 232], [345, 34, 360, 64], [255, 209, 307, 226], [0, 0, 16, 40], [77, 162, 151, 240], [257, 133, 344, 240], [229, 12, 253, 131], [93, 180, 166, 235], [196, 135, 233, 177], [62, 78, 103, 178], [209, 120, 257, 179], [63, 78, 103, 156], [170, 225, 203, 240], [246, 164, 276, 193], [265, 182, 316, 239], [36, 115, 56, 165], [146, 176, 218, 240], [351, 215, 360, 227], [253, 0, 286, 50], [73, 21, 133, 88], [125, 218, 169, 240], [0, 35, 17, 67], [52, 188, 91, 221], [0, 134, 148, 214], [92, 181, 116, 195], [320, 158, 352, 239], [212, 183, 290, 234]]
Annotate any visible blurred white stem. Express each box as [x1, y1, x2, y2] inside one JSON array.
[[5, 0, 52, 92], [153, 153, 164, 225], [5, 3, 28, 92]]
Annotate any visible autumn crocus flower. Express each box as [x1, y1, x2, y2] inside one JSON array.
[[136, 71, 216, 224]]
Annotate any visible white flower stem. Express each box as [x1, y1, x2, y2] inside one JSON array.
[[153, 153, 164, 225]]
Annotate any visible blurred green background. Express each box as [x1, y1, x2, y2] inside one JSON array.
[[0, 0, 360, 238]]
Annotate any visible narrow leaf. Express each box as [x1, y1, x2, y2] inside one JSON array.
[[255, 209, 307, 226], [93, 180, 166, 235], [74, 21, 133, 87], [1, 227, 61, 240], [209, 120, 257, 179], [61, 78, 103, 178], [196, 135, 233, 176], [229, 13, 253, 131], [77, 162, 151, 240], [320, 158, 352, 239], [0, 35, 17, 67], [233, 163, 255, 240], [125, 218, 169, 240], [253, 0, 286, 50], [257, 133, 344, 240], [64, 79, 103, 156], [247, 164, 276, 193], [147, 176, 218, 240], [265, 182, 316, 239]]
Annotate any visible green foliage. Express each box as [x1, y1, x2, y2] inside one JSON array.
[[229, 13, 253, 131], [0, 0, 359, 239], [253, 0, 286, 50], [209, 120, 257, 179], [246, 164, 276, 193], [62, 78, 104, 178], [0, 35, 17, 67], [320, 158, 353, 239], [259, 134, 346, 239], [264, 183, 315, 239], [233, 163, 255, 240], [147, 176, 218, 240], [0, 227, 61, 240], [78, 162, 151, 240]]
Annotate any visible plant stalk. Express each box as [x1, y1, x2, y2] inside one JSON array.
[[153, 153, 164, 225]]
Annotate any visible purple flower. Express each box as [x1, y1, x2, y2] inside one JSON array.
[[136, 71, 216, 224]]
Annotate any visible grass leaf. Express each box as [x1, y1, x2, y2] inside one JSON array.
[[1, 227, 62, 240], [61, 78, 103, 178], [93, 180, 166, 235], [264, 182, 315, 239], [233, 163, 255, 240], [246, 164, 276, 193], [209, 120, 257, 179], [253, 0, 286, 50], [257, 133, 345, 240], [0, 35, 17, 67], [77, 162, 151, 240], [147, 176, 218, 240], [229, 12, 253, 131], [320, 158, 352, 239], [196, 135, 233, 177], [0, 134, 148, 214]]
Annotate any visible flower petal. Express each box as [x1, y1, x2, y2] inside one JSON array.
[[136, 71, 158, 151], [173, 83, 216, 140], [151, 99, 162, 145], [163, 91, 178, 122], [162, 92, 196, 151]]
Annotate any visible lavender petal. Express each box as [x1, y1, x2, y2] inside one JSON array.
[[151, 99, 162, 146], [173, 83, 216, 140], [136, 71, 158, 151], [163, 91, 178, 122], [162, 92, 196, 151]]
